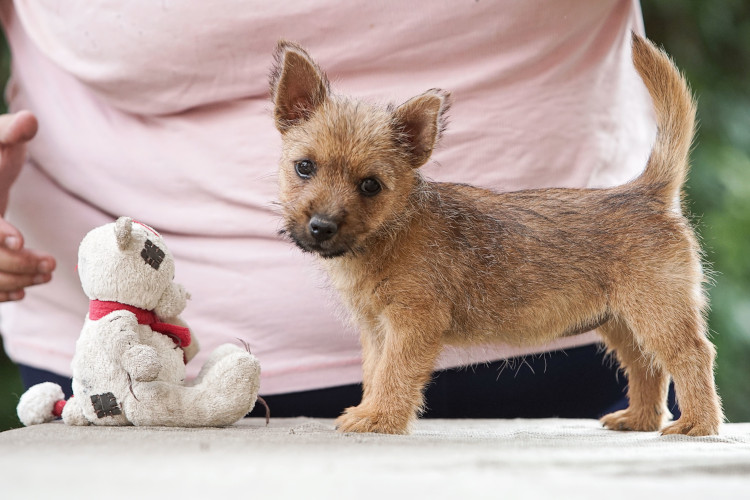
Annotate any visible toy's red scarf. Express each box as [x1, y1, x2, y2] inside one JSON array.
[[88, 300, 192, 349]]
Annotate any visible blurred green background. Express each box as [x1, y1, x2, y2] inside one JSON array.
[[0, 1, 748, 431]]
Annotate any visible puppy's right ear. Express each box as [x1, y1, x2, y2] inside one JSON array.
[[270, 41, 330, 133], [393, 89, 451, 168]]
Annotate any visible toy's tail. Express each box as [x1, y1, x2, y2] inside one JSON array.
[[17, 382, 67, 426], [631, 33, 696, 205]]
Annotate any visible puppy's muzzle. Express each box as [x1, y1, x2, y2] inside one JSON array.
[[309, 215, 338, 242]]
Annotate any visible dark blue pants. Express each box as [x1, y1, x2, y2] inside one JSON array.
[[19, 343, 680, 419]]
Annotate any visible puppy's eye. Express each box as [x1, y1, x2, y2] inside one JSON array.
[[359, 178, 382, 196], [294, 160, 316, 179]]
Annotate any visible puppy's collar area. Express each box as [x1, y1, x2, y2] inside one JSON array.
[[88, 300, 192, 350]]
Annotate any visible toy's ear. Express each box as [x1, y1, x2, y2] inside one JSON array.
[[114, 217, 133, 251], [392, 89, 451, 168], [270, 40, 330, 133]]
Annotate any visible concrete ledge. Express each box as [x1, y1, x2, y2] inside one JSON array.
[[1, 418, 749, 499]]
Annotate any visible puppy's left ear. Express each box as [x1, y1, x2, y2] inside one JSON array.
[[270, 40, 330, 133], [392, 89, 451, 168]]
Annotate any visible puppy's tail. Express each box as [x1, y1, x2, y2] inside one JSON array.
[[631, 33, 696, 206]]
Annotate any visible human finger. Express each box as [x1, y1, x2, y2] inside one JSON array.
[[0, 111, 39, 145], [0, 289, 25, 302], [0, 216, 25, 250], [0, 245, 56, 275], [0, 269, 52, 292]]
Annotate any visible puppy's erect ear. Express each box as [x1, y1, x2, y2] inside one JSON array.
[[270, 40, 330, 133], [392, 89, 451, 168]]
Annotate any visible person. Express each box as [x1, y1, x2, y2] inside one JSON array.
[[0, 0, 674, 419]]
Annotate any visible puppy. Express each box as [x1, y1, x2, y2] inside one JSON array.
[[269, 34, 723, 435]]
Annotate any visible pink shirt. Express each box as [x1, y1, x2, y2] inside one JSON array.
[[0, 0, 653, 394]]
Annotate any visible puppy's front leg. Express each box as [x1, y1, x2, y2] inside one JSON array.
[[336, 311, 443, 434], [359, 328, 384, 402]]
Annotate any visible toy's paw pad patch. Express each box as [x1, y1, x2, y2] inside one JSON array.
[[141, 239, 165, 270], [91, 392, 122, 418]]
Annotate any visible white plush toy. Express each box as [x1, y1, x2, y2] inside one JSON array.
[[17, 217, 262, 427]]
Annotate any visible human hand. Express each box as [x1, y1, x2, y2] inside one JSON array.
[[0, 111, 56, 302]]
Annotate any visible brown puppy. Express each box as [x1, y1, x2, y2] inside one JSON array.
[[269, 34, 723, 436]]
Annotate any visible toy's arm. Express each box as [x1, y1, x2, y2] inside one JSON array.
[[101, 310, 162, 382], [121, 344, 162, 382], [153, 283, 198, 362], [183, 330, 199, 363], [159, 314, 199, 363], [97, 310, 140, 350]]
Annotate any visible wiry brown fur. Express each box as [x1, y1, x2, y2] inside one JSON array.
[[269, 35, 723, 435]]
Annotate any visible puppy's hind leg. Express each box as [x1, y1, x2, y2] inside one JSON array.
[[615, 298, 723, 436], [599, 318, 671, 432], [653, 309, 723, 436]]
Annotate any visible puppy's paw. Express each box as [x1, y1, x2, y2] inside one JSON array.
[[661, 417, 719, 436], [600, 407, 666, 432], [335, 404, 411, 435]]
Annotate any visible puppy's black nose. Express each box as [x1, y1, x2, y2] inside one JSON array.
[[309, 215, 338, 242]]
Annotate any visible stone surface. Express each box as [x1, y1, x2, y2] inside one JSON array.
[[1, 418, 749, 499]]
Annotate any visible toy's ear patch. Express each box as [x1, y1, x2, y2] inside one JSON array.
[[141, 240, 165, 270]]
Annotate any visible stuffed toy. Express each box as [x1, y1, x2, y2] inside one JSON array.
[[17, 216, 262, 427]]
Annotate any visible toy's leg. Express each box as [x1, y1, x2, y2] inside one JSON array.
[[125, 345, 260, 427], [61, 395, 91, 426], [186, 343, 244, 387]]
